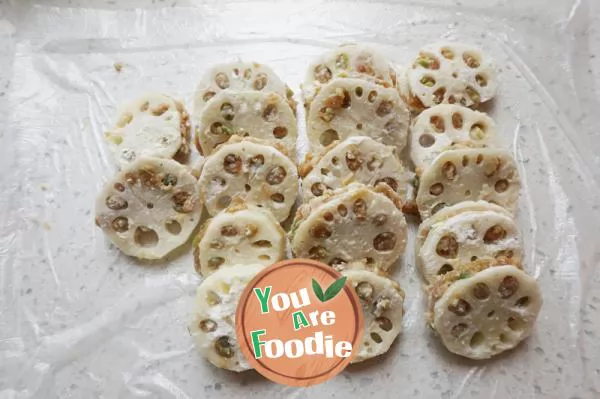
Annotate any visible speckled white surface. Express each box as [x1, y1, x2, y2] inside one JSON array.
[[1, 0, 600, 398]]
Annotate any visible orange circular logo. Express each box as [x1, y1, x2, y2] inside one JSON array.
[[236, 259, 363, 387]]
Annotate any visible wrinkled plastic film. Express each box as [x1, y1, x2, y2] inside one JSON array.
[[1, 1, 600, 398]]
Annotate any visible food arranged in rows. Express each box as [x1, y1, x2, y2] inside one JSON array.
[[94, 41, 541, 371]]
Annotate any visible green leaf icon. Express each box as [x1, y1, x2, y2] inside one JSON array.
[[312, 279, 325, 302], [312, 277, 348, 303], [323, 276, 347, 301]]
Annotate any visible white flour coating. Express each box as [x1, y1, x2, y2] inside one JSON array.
[[194, 90, 297, 156], [406, 42, 498, 110], [104, 93, 190, 168], [410, 104, 497, 173], [189, 264, 265, 371], [433, 265, 542, 360], [344, 269, 405, 363], [306, 77, 409, 152], [290, 183, 407, 273], [416, 148, 520, 219], [198, 136, 299, 222], [418, 210, 522, 283], [95, 157, 202, 259], [193, 61, 295, 114], [194, 203, 286, 275], [301, 136, 413, 203]]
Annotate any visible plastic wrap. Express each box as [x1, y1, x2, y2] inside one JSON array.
[[1, 0, 600, 397]]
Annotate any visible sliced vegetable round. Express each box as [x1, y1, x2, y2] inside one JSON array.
[[344, 269, 405, 363], [418, 210, 522, 283], [105, 93, 190, 168], [194, 202, 286, 275], [416, 148, 520, 219], [301, 136, 412, 203], [193, 61, 295, 114], [306, 78, 409, 152], [95, 157, 202, 259], [410, 104, 497, 173], [198, 136, 298, 222], [290, 183, 407, 273], [189, 264, 265, 371], [431, 265, 541, 359], [406, 42, 498, 110], [303, 43, 397, 108], [194, 90, 298, 156]]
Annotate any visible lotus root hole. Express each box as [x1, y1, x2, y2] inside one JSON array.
[[311, 183, 325, 197], [215, 72, 230, 89], [134, 227, 159, 248], [262, 104, 278, 122], [111, 216, 129, 233], [252, 240, 272, 248], [419, 133, 435, 148], [314, 64, 332, 83], [270, 193, 284, 203], [429, 182, 444, 196], [266, 166, 287, 185], [337, 204, 348, 217], [165, 220, 182, 235], [253, 73, 268, 90], [476, 73, 488, 87], [487, 310, 495, 318], [499, 333, 508, 343], [438, 264, 454, 275], [433, 87, 446, 104], [462, 52, 481, 68], [470, 123, 486, 140], [448, 298, 471, 316], [244, 184, 251, 192], [440, 47, 454, 59], [373, 232, 397, 252], [367, 90, 377, 103], [356, 123, 363, 130], [498, 276, 519, 298], [469, 332, 484, 348], [515, 296, 530, 307], [495, 179, 509, 193], [420, 75, 436, 88], [199, 319, 217, 333], [355, 87, 363, 97], [442, 161, 457, 180], [376, 317, 393, 332], [273, 126, 288, 139], [451, 323, 468, 338], [508, 316, 526, 331], [320, 129, 339, 146], [220, 102, 235, 121], [436, 234, 458, 258], [452, 113, 463, 129], [430, 115, 445, 132], [370, 332, 383, 344], [484, 224, 506, 243], [472, 282, 491, 300]]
